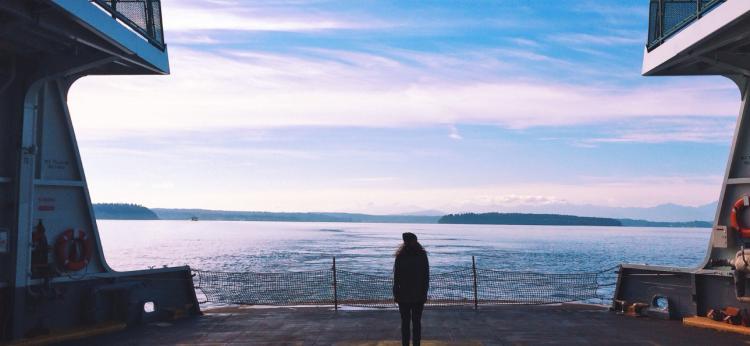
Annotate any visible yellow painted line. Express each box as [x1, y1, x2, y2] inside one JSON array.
[[683, 316, 750, 336], [334, 341, 483, 346], [9, 322, 126, 346]]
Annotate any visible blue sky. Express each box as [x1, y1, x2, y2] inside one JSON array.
[[68, 0, 740, 214]]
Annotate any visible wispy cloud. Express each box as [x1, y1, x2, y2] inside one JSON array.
[[70, 47, 740, 134], [443, 175, 723, 213], [448, 126, 463, 140], [550, 32, 643, 46], [162, 0, 391, 33], [508, 38, 540, 48], [574, 117, 735, 145], [574, 2, 649, 17], [72, 1, 737, 212], [87, 176, 722, 213], [166, 32, 221, 45]]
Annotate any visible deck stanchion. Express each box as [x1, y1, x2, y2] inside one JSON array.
[[472, 256, 478, 310], [333, 256, 338, 311]]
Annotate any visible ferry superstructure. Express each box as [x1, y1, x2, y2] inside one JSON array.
[[616, 0, 750, 319], [0, 0, 198, 341]]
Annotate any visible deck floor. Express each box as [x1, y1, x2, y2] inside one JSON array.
[[67, 304, 750, 345]]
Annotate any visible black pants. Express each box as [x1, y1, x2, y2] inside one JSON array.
[[398, 302, 424, 346]]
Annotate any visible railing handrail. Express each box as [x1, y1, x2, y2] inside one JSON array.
[[193, 257, 620, 309], [647, 0, 725, 51], [90, 0, 165, 50]]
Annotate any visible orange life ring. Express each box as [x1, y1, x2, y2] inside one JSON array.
[[54, 229, 92, 271], [731, 196, 750, 239]]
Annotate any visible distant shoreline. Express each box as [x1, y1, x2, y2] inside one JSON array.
[[93, 203, 712, 228], [438, 212, 621, 226]]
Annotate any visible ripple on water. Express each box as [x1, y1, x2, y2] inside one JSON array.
[[98, 220, 711, 275]]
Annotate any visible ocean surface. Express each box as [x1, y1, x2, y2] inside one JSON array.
[[98, 220, 711, 275]]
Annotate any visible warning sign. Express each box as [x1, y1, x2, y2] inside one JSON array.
[[36, 196, 56, 212], [713, 225, 728, 248]]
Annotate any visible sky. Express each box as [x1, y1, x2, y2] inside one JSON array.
[[68, 0, 741, 214]]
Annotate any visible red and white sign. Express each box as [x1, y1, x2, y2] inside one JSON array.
[[36, 196, 56, 212]]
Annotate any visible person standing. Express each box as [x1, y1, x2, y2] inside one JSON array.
[[393, 232, 429, 346]]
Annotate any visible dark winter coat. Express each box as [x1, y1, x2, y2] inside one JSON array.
[[393, 250, 430, 303]]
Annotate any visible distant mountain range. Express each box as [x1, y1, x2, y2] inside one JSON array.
[[92, 203, 714, 228], [501, 202, 717, 222], [438, 213, 621, 226]]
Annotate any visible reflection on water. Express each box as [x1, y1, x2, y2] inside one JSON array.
[[98, 220, 711, 275]]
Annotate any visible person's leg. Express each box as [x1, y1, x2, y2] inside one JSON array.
[[411, 303, 424, 346], [398, 303, 411, 346]]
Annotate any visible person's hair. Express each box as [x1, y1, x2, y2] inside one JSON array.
[[395, 238, 426, 257]]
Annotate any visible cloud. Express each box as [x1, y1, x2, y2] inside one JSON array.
[[69, 47, 740, 136], [456, 194, 568, 208], [574, 2, 648, 17], [87, 174, 722, 213], [508, 38, 540, 48], [71, 1, 734, 214], [346, 177, 398, 184], [161, 0, 392, 33], [424, 175, 721, 214], [550, 33, 643, 46], [579, 117, 736, 144], [571, 2, 649, 26], [448, 126, 463, 140], [166, 33, 221, 45]]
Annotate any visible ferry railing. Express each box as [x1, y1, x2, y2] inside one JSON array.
[[647, 0, 725, 51], [192, 256, 619, 309], [90, 0, 165, 50]]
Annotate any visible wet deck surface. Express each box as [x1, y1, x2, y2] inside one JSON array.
[[68, 304, 750, 345]]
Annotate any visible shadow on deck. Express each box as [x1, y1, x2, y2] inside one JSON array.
[[64, 304, 749, 345]]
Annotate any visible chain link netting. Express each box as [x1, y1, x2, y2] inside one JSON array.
[[91, 0, 164, 47], [193, 260, 618, 308], [647, 0, 725, 49], [195, 269, 334, 306]]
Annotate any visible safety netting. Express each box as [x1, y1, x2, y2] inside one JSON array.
[[193, 263, 618, 308], [647, 0, 725, 50], [91, 0, 164, 47]]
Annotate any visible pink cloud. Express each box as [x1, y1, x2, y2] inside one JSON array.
[[69, 47, 740, 137]]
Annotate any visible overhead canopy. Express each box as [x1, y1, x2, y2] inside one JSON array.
[[0, 0, 169, 76], [642, 0, 750, 76]]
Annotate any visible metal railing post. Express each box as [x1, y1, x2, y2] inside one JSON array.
[[332, 256, 338, 311], [658, 0, 665, 44], [472, 256, 478, 310], [148, 2, 155, 36]]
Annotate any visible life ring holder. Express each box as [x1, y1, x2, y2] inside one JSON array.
[[54, 228, 93, 272]]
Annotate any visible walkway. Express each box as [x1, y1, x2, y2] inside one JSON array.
[[68, 304, 749, 345]]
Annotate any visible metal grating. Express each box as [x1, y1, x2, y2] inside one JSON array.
[[647, 0, 725, 51], [90, 0, 165, 49]]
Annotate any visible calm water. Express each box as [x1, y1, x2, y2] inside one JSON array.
[[97, 220, 711, 275]]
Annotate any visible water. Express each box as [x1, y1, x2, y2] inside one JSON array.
[[98, 220, 711, 275]]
